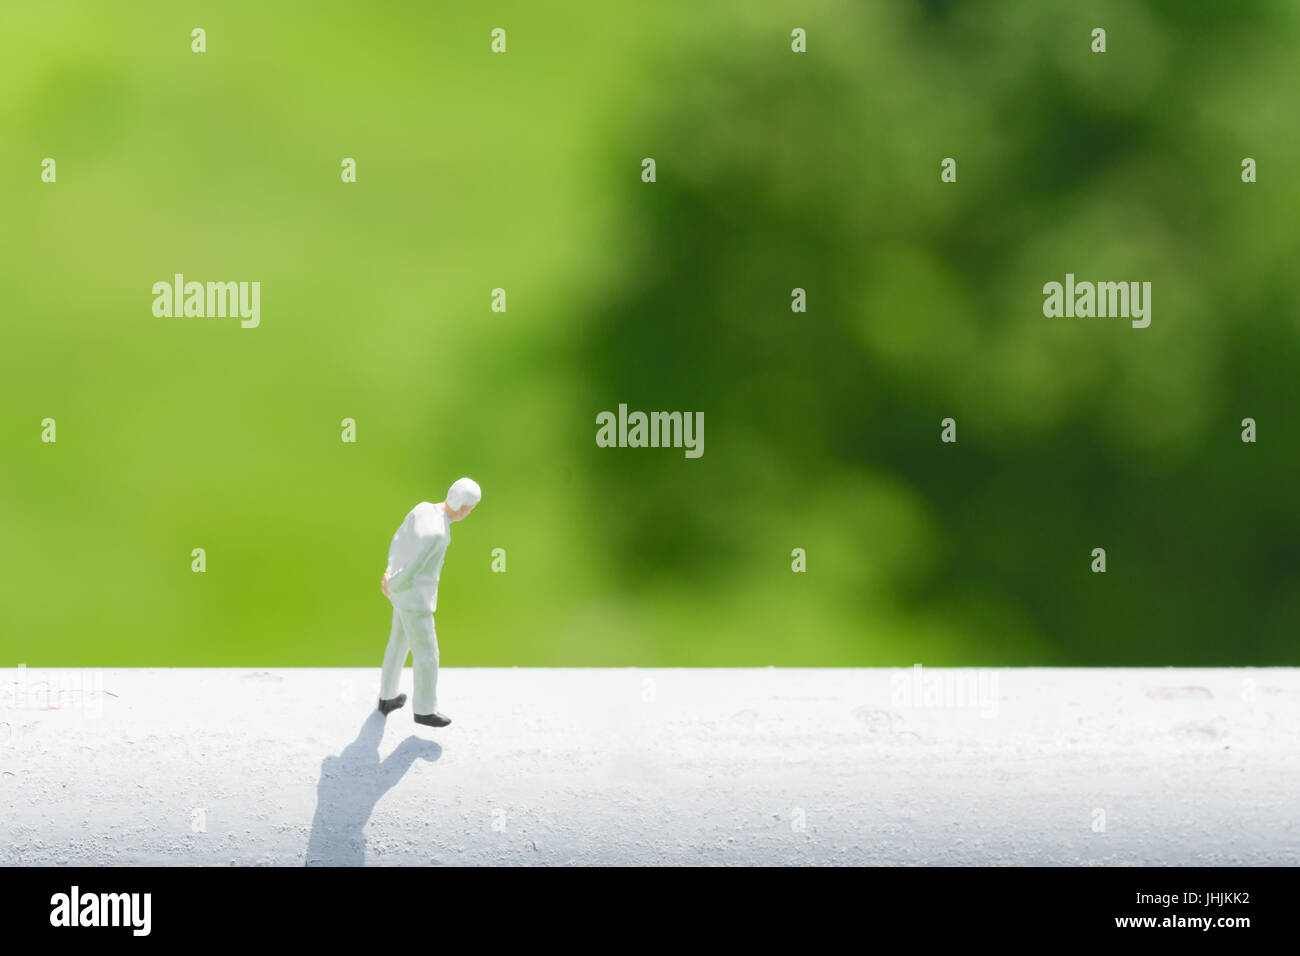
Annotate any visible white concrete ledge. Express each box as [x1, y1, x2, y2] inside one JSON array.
[[1, 667, 1297, 865]]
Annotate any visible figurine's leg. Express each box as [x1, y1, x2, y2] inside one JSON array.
[[379, 607, 409, 702], [405, 610, 440, 716]]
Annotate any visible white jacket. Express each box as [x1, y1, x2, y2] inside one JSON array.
[[385, 502, 451, 611]]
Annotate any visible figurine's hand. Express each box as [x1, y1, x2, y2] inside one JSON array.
[[381, 570, 393, 597]]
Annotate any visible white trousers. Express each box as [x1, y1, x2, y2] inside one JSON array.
[[379, 607, 439, 714]]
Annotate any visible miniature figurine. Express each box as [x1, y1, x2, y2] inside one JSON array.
[[377, 477, 481, 727]]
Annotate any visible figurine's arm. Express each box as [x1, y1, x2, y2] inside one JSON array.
[[383, 530, 444, 595], [384, 562, 413, 594], [383, 549, 412, 595]]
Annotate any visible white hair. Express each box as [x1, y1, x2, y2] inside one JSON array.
[[446, 477, 482, 511]]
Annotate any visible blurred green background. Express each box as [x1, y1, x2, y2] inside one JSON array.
[[2, 1, 1298, 666]]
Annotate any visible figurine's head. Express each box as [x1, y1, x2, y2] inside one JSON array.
[[444, 477, 482, 522]]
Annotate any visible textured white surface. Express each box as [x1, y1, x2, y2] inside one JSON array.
[[1, 667, 1297, 866]]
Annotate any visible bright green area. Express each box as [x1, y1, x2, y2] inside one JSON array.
[[2, 2, 1298, 666]]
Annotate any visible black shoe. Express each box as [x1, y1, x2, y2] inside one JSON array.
[[414, 712, 451, 728], [377, 694, 407, 715]]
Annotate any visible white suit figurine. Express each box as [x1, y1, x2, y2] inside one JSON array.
[[377, 477, 481, 727]]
